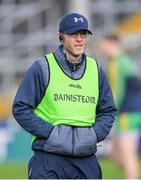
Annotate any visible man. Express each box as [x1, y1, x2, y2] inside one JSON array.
[[100, 34, 141, 179], [12, 13, 116, 179]]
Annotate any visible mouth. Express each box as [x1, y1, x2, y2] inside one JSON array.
[[74, 44, 83, 49]]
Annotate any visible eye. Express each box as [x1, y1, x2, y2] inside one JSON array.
[[81, 32, 87, 35], [79, 31, 89, 38]]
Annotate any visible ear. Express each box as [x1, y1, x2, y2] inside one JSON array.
[[58, 32, 63, 43], [57, 32, 61, 38]]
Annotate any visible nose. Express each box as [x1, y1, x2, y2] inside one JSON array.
[[75, 33, 83, 41]]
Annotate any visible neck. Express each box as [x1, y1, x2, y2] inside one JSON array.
[[63, 48, 81, 64], [112, 47, 121, 57]]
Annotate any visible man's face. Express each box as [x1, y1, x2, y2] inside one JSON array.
[[99, 38, 119, 58], [60, 30, 89, 57]]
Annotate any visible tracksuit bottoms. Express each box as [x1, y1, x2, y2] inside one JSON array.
[[28, 151, 102, 179]]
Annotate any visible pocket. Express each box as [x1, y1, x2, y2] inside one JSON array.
[[43, 125, 73, 155], [89, 127, 97, 153], [28, 155, 36, 179], [73, 127, 97, 156]]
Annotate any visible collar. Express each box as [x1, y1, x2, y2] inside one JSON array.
[[54, 45, 86, 71]]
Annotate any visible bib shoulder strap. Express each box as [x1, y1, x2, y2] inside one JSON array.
[[45, 53, 54, 62]]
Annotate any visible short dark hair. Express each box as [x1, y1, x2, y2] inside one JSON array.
[[103, 34, 120, 43], [58, 33, 64, 43]]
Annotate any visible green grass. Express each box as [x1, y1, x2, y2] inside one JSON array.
[[99, 158, 124, 179], [0, 163, 27, 179], [0, 157, 140, 179]]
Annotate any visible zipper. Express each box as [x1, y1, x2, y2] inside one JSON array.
[[73, 64, 76, 71]]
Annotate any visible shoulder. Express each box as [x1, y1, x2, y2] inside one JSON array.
[[86, 55, 100, 69], [35, 56, 48, 71], [23, 56, 49, 88], [118, 53, 137, 76], [32, 56, 50, 75], [86, 55, 106, 85], [26, 56, 47, 73], [86, 55, 103, 72], [118, 53, 135, 67]]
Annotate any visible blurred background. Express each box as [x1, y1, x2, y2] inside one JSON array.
[[0, 0, 141, 179]]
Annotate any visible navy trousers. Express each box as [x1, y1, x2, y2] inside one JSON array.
[[28, 151, 102, 179]]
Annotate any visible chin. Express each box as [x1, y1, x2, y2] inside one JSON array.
[[75, 50, 84, 56], [74, 52, 83, 57]]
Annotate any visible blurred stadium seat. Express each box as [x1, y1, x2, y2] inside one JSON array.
[[0, 0, 141, 168]]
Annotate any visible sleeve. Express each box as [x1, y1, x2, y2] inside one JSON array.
[[12, 57, 54, 138], [93, 66, 117, 142], [120, 54, 137, 78], [115, 54, 137, 109]]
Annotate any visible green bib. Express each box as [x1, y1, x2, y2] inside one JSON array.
[[33, 53, 99, 141]]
